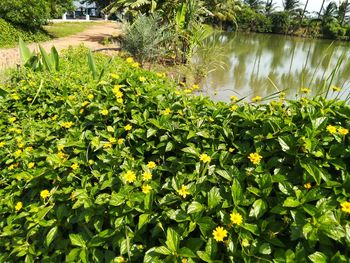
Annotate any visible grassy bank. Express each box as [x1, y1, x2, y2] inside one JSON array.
[[43, 22, 98, 38], [0, 47, 349, 262], [0, 20, 97, 48]]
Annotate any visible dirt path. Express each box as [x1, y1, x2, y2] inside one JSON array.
[[0, 22, 121, 71]]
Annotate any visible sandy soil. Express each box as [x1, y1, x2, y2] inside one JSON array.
[[0, 22, 121, 71]]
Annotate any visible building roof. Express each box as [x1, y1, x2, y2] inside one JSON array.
[[73, 1, 96, 9]]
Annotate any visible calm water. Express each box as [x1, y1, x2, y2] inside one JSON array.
[[197, 32, 350, 102]]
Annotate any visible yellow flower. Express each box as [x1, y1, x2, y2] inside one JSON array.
[[103, 142, 112, 148], [71, 163, 79, 170], [110, 73, 120, 79], [68, 95, 76, 101], [230, 105, 238, 112], [100, 109, 109, 116], [57, 151, 66, 159], [181, 259, 188, 263], [331, 85, 341, 92], [199, 153, 211, 164], [142, 185, 152, 194], [126, 57, 134, 63], [25, 146, 33, 152], [179, 82, 186, 87], [139, 76, 146, 82], [82, 101, 89, 107], [124, 170, 136, 183], [109, 137, 117, 144], [252, 96, 262, 102], [124, 124, 132, 131], [11, 93, 20, 100], [338, 127, 349, 136], [229, 148, 235, 153], [132, 62, 140, 68], [326, 125, 337, 134], [118, 138, 125, 145], [301, 88, 311, 94], [143, 171, 152, 181], [147, 161, 157, 169], [0, 141, 5, 148], [177, 185, 189, 198], [15, 202, 23, 211], [115, 91, 123, 98], [192, 84, 199, 90], [162, 108, 172, 116], [87, 94, 94, 100], [184, 89, 192, 93], [341, 201, 350, 213], [57, 144, 65, 151], [61, 122, 74, 129], [51, 115, 58, 121], [14, 149, 22, 157], [40, 189, 50, 199], [212, 226, 228, 242], [230, 95, 238, 102], [230, 212, 243, 225], [88, 160, 94, 165], [9, 117, 16, 123], [248, 152, 262, 165], [304, 183, 312, 189], [28, 162, 35, 169], [241, 239, 250, 247], [79, 109, 84, 114], [17, 142, 24, 148]]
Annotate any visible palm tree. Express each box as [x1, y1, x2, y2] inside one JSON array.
[[244, 0, 265, 12], [265, 0, 276, 15], [283, 0, 300, 12], [338, 0, 350, 25], [299, 0, 309, 25], [321, 1, 338, 24], [318, 0, 328, 18]]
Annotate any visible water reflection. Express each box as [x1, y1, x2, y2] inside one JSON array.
[[198, 32, 350, 102]]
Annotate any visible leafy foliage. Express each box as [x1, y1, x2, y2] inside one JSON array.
[[0, 47, 349, 262]]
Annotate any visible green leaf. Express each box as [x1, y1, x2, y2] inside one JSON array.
[[178, 247, 196, 258], [283, 197, 301, 208], [69, 233, 87, 247], [147, 128, 157, 138], [208, 187, 222, 209], [197, 251, 211, 262], [197, 217, 216, 236], [259, 243, 271, 255], [231, 179, 243, 205], [66, 248, 81, 262], [249, 199, 268, 219], [45, 226, 58, 247], [50, 46, 59, 70], [165, 228, 180, 252], [215, 169, 232, 181], [241, 223, 259, 235], [309, 252, 328, 263], [80, 248, 89, 263], [87, 50, 97, 80], [138, 214, 150, 229], [153, 246, 172, 255], [18, 38, 32, 63], [181, 146, 198, 156], [300, 160, 323, 185], [39, 44, 53, 72], [187, 201, 204, 214], [278, 136, 291, 152]]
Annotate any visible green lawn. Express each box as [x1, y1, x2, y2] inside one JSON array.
[[44, 22, 98, 38]]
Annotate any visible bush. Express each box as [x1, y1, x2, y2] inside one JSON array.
[[0, 18, 50, 48], [121, 15, 174, 64], [0, 47, 349, 262], [270, 12, 291, 34], [322, 20, 347, 39], [236, 7, 272, 33]]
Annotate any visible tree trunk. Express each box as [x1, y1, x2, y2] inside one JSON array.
[[300, 0, 309, 26], [318, 0, 326, 19]]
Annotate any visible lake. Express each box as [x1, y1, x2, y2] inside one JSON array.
[[197, 32, 350, 102]]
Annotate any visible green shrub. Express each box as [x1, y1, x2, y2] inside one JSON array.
[[236, 7, 272, 33], [0, 47, 349, 262], [322, 20, 347, 39], [0, 18, 50, 48], [270, 12, 291, 34]]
